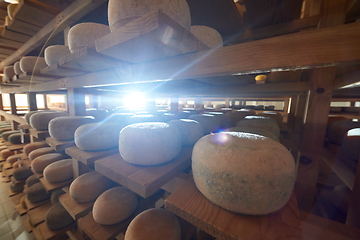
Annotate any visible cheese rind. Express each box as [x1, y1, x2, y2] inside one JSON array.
[[31, 153, 67, 173], [49, 116, 95, 141], [44, 159, 73, 183], [44, 45, 71, 66]]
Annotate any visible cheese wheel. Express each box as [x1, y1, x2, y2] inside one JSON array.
[[4, 66, 15, 79], [191, 25, 223, 49], [14, 61, 22, 75], [51, 189, 66, 205], [29, 111, 69, 131], [339, 128, 360, 163], [49, 116, 95, 141], [224, 111, 254, 128], [85, 109, 109, 122], [25, 110, 54, 124], [8, 133, 30, 144], [28, 147, 56, 161], [69, 171, 111, 203], [7, 155, 18, 165], [19, 56, 48, 73], [327, 121, 360, 145], [28, 182, 51, 203], [44, 45, 71, 66], [257, 111, 284, 128], [189, 114, 219, 134], [45, 203, 75, 230], [23, 142, 49, 156], [108, 0, 191, 32], [236, 116, 280, 138], [127, 114, 164, 125], [204, 111, 226, 127], [2, 130, 20, 140], [1, 149, 14, 160], [26, 175, 40, 188], [124, 208, 181, 240], [93, 186, 138, 225], [327, 115, 348, 128], [119, 122, 182, 166], [10, 180, 25, 193], [31, 153, 67, 173], [68, 23, 110, 53], [0, 127, 12, 134], [13, 166, 33, 181], [168, 119, 204, 146], [74, 122, 124, 151], [226, 127, 279, 142], [192, 132, 295, 215], [44, 159, 73, 183], [12, 161, 19, 168]]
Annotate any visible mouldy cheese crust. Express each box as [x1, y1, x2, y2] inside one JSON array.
[[192, 132, 296, 215], [48, 116, 95, 141]]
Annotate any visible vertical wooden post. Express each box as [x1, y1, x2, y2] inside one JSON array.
[[0, 94, 5, 121], [67, 89, 86, 116], [9, 93, 19, 129], [194, 97, 202, 110], [286, 96, 298, 131], [43, 94, 48, 110], [27, 92, 38, 111], [170, 95, 179, 113], [72, 158, 90, 179], [224, 98, 230, 108]]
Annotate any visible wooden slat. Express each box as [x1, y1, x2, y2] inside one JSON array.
[[346, 151, 360, 227], [95, 147, 192, 198], [165, 178, 303, 240], [23, 219, 33, 232], [15, 204, 28, 216], [28, 201, 53, 227], [39, 176, 73, 194], [17, 71, 59, 81], [334, 69, 360, 89], [59, 192, 93, 220], [40, 64, 89, 77], [29, 128, 50, 139], [46, 137, 75, 152], [65, 146, 118, 166], [37, 221, 76, 240], [0, 109, 26, 124], [11, 191, 24, 205], [1, 28, 32, 43], [7, 143, 27, 151], [6, 17, 42, 36]]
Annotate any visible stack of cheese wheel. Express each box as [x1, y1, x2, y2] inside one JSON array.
[[2, 130, 20, 140], [119, 122, 182, 166], [192, 132, 296, 215], [69, 171, 111, 202], [7, 155, 18, 165], [236, 116, 280, 139], [68, 22, 110, 53], [23, 142, 49, 156], [31, 153, 67, 173], [29, 111, 69, 131], [49, 116, 95, 141], [25, 110, 54, 124], [8, 133, 30, 144], [28, 147, 55, 161], [225, 126, 279, 142], [108, 0, 191, 31], [190, 25, 223, 49], [20, 56, 48, 73], [124, 208, 181, 240], [327, 120, 360, 145], [44, 45, 71, 66], [14, 61, 22, 75], [0, 127, 12, 134], [93, 186, 138, 225], [26, 175, 40, 188], [224, 110, 255, 128], [43, 159, 73, 183], [74, 122, 125, 151], [338, 128, 360, 170], [13, 166, 33, 181], [168, 119, 204, 146], [1, 149, 14, 160], [4, 66, 15, 81], [189, 114, 218, 134]]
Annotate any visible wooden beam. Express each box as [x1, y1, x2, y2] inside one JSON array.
[[67, 88, 86, 116], [27, 92, 37, 111], [333, 69, 360, 89], [9, 93, 17, 115]]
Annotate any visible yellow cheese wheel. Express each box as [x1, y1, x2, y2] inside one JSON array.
[[44, 45, 71, 66], [23, 142, 49, 156], [31, 153, 67, 173], [28, 147, 55, 161], [43, 159, 73, 183], [19, 56, 48, 73]]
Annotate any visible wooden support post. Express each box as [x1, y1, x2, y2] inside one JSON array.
[[72, 159, 90, 179], [43, 94, 48, 110], [9, 93, 19, 129], [67, 89, 86, 116], [225, 98, 230, 108], [27, 92, 37, 111], [194, 97, 202, 110], [170, 96, 179, 113], [286, 96, 298, 131], [0, 94, 5, 121]]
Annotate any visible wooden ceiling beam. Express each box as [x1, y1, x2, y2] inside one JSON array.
[[334, 69, 360, 89]]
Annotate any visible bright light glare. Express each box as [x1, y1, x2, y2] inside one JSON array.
[[123, 93, 146, 109]]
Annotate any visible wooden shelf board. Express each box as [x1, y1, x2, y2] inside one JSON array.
[[11, 192, 24, 205], [165, 178, 303, 240], [18, 71, 59, 82], [8, 188, 21, 197], [59, 192, 94, 220], [46, 137, 75, 151], [95, 147, 192, 198], [40, 176, 73, 194], [29, 129, 50, 139], [40, 64, 89, 77], [58, 47, 128, 72], [20, 159, 32, 168], [7, 143, 27, 151], [25, 196, 50, 211], [3, 162, 12, 170], [28, 201, 53, 227], [4, 168, 14, 180], [32, 226, 43, 240], [15, 203, 28, 216], [95, 10, 208, 63], [18, 153, 29, 160], [36, 221, 76, 240], [65, 146, 118, 166], [23, 219, 33, 233]]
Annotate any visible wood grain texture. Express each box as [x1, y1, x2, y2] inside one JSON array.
[[11, 191, 24, 205], [165, 178, 303, 240], [6, 17, 42, 36], [28, 201, 53, 227], [65, 146, 118, 166], [45, 137, 75, 152], [59, 192, 93, 220], [36, 221, 76, 240], [15, 204, 27, 216], [95, 147, 192, 198], [1, 28, 31, 43], [39, 176, 73, 194]]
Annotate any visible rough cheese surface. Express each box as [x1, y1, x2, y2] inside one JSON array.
[[31, 153, 67, 173], [168, 119, 204, 146], [29, 111, 69, 131], [23, 142, 49, 156], [19, 56, 48, 72], [28, 147, 55, 161], [190, 25, 223, 49], [49, 116, 95, 141], [44, 45, 71, 66], [44, 159, 73, 183]]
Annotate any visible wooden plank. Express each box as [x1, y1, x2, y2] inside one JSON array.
[[18, 71, 59, 81], [1, 28, 32, 43], [0, 37, 23, 48], [59, 192, 93, 220], [23, 219, 33, 232], [46, 137, 75, 152], [165, 178, 303, 240], [7, 188, 21, 197], [11, 191, 24, 205], [0, 47, 16, 55], [95, 10, 208, 63], [37, 221, 76, 240], [58, 47, 129, 72], [29, 128, 50, 139], [40, 64, 89, 77], [6, 17, 42, 36], [28, 201, 53, 227], [25, 196, 50, 211], [7, 143, 27, 151], [40, 176, 73, 194], [65, 146, 118, 166], [32, 226, 43, 240], [95, 147, 192, 198], [67, 88, 86, 116], [15, 204, 28, 216], [346, 151, 360, 227]]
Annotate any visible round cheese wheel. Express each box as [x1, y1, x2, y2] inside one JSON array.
[[0, 127, 12, 134], [26, 175, 40, 188], [51, 189, 66, 205], [27, 182, 50, 203], [12, 161, 19, 168], [44, 159, 73, 183], [23, 142, 49, 156], [44, 45, 71, 66], [68, 22, 110, 53], [224, 111, 254, 128], [4, 66, 15, 79], [11, 180, 24, 193], [69, 171, 111, 203], [257, 111, 284, 128], [124, 208, 181, 240], [28, 147, 55, 161], [127, 114, 164, 125], [1, 149, 14, 160], [20, 56, 48, 73], [236, 116, 280, 138], [31, 153, 67, 173], [192, 132, 295, 215], [204, 111, 226, 127], [168, 119, 204, 146], [327, 115, 347, 128], [108, 0, 190, 32], [93, 186, 138, 225], [2, 130, 20, 140], [29, 111, 69, 131], [85, 109, 109, 122], [119, 122, 182, 166], [7, 155, 18, 165], [49, 116, 95, 141], [14, 61, 22, 75], [339, 128, 360, 162], [74, 122, 124, 151], [25, 110, 55, 124], [190, 25, 223, 49], [189, 114, 219, 134], [45, 203, 75, 230], [225, 127, 279, 142], [13, 166, 33, 181], [327, 120, 360, 145], [8, 133, 30, 144]]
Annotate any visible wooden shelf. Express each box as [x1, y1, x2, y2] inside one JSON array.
[[95, 147, 192, 198], [59, 192, 94, 220], [40, 176, 73, 194], [7, 188, 21, 197], [11, 192, 24, 205], [36, 221, 76, 240], [17, 71, 57, 82], [15, 203, 28, 216], [7, 143, 27, 151], [46, 137, 75, 152], [23, 219, 33, 233], [165, 178, 303, 240], [65, 146, 118, 167], [25, 196, 50, 211], [29, 129, 50, 139], [40, 64, 88, 78], [28, 201, 53, 227]]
